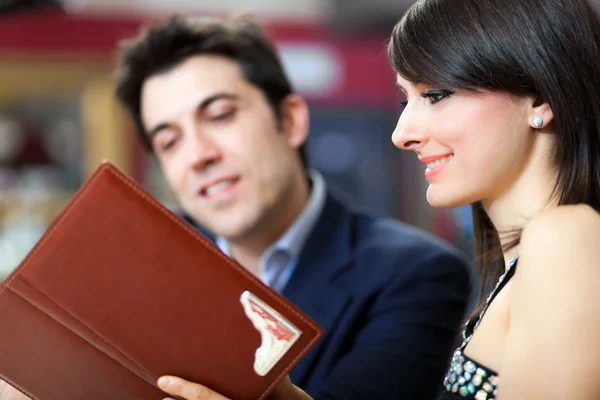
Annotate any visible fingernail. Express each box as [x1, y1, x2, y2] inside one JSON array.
[[158, 376, 171, 388]]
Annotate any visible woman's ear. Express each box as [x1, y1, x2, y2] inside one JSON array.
[[529, 96, 554, 130]]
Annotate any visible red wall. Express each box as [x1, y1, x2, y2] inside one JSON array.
[[0, 10, 399, 105]]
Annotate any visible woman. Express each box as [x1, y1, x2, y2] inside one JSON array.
[[4, 0, 600, 399], [158, 0, 600, 398], [388, 0, 600, 398]]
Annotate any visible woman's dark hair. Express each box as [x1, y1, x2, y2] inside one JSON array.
[[388, 0, 600, 315]]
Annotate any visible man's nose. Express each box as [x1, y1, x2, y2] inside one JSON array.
[[183, 130, 222, 170]]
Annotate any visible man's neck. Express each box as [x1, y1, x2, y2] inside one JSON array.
[[226, 174, 311, 276]]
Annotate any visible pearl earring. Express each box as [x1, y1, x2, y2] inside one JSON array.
[[533, 116, 543, 128]]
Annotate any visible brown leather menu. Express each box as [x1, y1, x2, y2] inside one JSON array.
[[0, 161, 323, 400]]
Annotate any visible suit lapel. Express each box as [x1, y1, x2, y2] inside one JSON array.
[[180, 199, 356, 384], [282, 194, 355, 385]]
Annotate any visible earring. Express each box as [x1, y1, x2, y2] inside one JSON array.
[[533, 116, 543, 128]]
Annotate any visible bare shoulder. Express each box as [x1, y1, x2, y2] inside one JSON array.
[[501, 206, 600, 398], [521, 204, 600, 256], [514, 204, 600, 297]]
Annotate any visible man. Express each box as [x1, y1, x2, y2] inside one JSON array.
[[113, 15, 472, 399], [0, 14, 472, 400]]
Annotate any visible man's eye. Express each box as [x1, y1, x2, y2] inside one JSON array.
[[160, 139, 177, 151], [152, 131, 179, 152], [210, 109, 236, 121]]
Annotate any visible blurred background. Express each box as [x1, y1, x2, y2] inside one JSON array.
[[0, 0, 474, 280]]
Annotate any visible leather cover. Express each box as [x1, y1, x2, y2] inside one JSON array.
[[0, 161, 323, 400]]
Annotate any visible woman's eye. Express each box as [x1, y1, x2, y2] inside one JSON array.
[[422, 89, 454, 104]]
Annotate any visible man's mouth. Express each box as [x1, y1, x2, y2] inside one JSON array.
[[200, 177, 239, 197]]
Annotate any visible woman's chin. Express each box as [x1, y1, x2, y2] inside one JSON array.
[[426, 187, 470, 209]]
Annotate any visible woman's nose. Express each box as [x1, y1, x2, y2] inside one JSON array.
[[391, 110, 429, 152]]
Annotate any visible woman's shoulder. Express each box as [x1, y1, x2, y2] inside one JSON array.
[[517, 204, 600, 290], [505, 210, 600, 400], [521, 204, 600, 251]]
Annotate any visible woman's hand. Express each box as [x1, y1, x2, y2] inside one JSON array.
[[157, 374, 313, 400]]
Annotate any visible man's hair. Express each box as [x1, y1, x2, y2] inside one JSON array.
[[114, 15, 308, 168]]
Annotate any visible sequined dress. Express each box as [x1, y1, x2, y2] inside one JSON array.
[[438, 258, 518, 400]]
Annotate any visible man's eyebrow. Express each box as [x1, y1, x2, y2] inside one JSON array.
[[196, 92, 239, 111], [147, 122, 171, 142], [146, 92, 239, 140]]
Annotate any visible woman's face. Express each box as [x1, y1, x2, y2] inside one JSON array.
[[392, 74, 539, 209]]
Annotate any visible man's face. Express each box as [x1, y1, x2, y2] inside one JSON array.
[[140, 55, 309, 242]]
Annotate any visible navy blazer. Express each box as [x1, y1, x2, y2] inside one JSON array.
[[183, 193, 471, 400]]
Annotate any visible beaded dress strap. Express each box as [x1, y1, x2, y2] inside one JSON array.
[[461, 257, 518, 349]]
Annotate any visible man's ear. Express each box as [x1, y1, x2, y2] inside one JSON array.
[[280, 94, 309, 149]]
